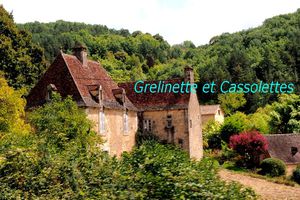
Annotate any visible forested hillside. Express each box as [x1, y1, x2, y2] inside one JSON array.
[[15, 8, 300, 112]]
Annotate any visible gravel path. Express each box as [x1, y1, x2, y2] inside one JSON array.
[[219, 169, 300, 200]]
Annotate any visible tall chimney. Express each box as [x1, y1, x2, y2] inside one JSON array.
[[184, 66, 194, 83], [73, 44, 88, 67]]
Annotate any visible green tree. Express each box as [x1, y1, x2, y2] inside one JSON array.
[[269, 94, 300, 133], [248, 107, 271, 134], [28, 93, 99, 150], [0, 75, 29, 135], [218, 93, 247, 115], [0, 6, 46, 89]]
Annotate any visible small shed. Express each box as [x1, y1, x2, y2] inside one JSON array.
[[200, 104, 224, 125]]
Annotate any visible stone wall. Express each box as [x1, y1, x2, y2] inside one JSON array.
[[201, 112, 224, 126], [201, 114, 215, 125], [86, 107, 138, 157], [188, 93, 203, 160], [142, 109, 190, 153]]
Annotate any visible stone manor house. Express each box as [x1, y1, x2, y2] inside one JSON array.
[[27, 45, 203, 160]]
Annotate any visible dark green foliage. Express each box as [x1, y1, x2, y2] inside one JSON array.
[[135, 129, 159, 146], [292, 168, 300, 184], [260, 158, 286, 177], [208, 133, 223, 149], [0, 6, 46, 89]]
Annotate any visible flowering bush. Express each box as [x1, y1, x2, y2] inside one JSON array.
[[229, 130, 268, 168]]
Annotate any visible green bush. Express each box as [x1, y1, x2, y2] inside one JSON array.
[[0, 141, 257, 199], [220, 112, 249, 142], [260, 158, 286, 177], [119, 141, 256, 199], [28, 93, 97, 151], [202, 120, 222, 149], [292, 168, 300, 184], [135, 129, 159, 146]]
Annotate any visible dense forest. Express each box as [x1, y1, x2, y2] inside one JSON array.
[[17, 9, 300, 112]]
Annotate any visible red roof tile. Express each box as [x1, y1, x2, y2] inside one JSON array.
[[27, 52, 136, 111], [118, 79, 190, 111]]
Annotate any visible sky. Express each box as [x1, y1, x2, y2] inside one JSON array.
[[2, 0, 300, 46]]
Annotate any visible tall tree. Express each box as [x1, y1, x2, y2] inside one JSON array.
[[0, 5, 46, 89]]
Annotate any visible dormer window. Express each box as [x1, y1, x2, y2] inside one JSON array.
[[291, 147, 298, 156], [88, 85, 102, 104], [46, 84, 57, 101], [112, 88, 125, 105]]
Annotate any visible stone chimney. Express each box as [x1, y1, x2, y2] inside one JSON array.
[[184, 66, 194, 83], [73, 44, 88, 67]]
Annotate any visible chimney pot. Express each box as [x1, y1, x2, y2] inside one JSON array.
[[184, 65, 194, 83], [73, 44, 88, 67]]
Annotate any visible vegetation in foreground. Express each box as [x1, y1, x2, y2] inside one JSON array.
[[0, 79, 256, 199]]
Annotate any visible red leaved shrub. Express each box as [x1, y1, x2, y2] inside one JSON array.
[[229, 130, 268, 168]]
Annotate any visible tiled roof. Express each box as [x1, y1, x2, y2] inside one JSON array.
[[200, 105, 221, 115], [27, 52, 136, 111], [118, 79, 190, 111], [62, 53, 136, 110], [264, 134, 300, 164]]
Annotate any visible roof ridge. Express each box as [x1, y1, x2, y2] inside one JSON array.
[[61, 53, 86, 106], [120, 78, 184, 84], [63, 53, 99, 64]]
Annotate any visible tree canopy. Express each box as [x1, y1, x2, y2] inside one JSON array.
[[0, 5, 46, 89]]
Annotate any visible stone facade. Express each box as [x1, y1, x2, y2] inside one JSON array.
[[138, 105, 202, 160], [86, 107, 137, 157], [141, 109, 189, 149], [120, 67, 203, 160]]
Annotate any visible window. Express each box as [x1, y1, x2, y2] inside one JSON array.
[[143, 119, 152, 132], [99, 110, 105, 134], [46, 84, 56, 101], [178, 139, 184, 148], [291, 147, 298, 156], [218, 110, 221, 115], [124, 110, 129, 134], [166, 115, 172, 128], [190, 119, 192, 128]]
